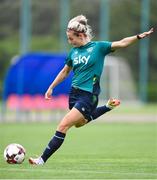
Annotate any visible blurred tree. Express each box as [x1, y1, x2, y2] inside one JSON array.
[[0, 0, 156, 101]]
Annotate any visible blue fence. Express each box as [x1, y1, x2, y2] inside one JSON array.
[[3, 53, 72, 100]]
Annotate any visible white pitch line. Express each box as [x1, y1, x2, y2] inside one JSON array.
[[0, 167, 157, 177]]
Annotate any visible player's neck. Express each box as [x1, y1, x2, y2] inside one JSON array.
[[78, 39, 90, 47]]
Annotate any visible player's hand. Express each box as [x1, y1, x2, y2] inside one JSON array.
[[138, 28, 154, 39], [45, 87, 53, 100]]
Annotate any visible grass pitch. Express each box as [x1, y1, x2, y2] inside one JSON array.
[[0, 122, 157, 179]]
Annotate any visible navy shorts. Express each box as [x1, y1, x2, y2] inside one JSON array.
[[69, 87, 98, 121]]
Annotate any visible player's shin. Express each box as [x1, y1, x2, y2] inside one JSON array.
[[90, 98, 120, 120], [90, 105, 111, 120], [41, 131, 66, 162]]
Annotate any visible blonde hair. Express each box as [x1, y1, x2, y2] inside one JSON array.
[[67, 15, 93, 40]]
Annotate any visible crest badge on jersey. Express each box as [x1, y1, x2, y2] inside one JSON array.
[[74, 51, 78, 55], [87, 47, 93, 53]]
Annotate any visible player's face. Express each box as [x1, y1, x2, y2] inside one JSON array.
[[66, 30, 83, 47]]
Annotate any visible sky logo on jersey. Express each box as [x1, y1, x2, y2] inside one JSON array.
[[73, 55, 90, 65]]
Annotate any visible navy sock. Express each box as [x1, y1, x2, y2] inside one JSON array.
[[41, 131, 66, 162], [91, 105, 111, 120]]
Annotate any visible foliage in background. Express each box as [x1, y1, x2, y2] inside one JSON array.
[[0, 0, 156, 101]]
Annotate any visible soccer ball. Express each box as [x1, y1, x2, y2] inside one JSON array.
[[4, 143, 26, 164]]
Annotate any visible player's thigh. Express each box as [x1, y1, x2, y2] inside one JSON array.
[[57, 107, 86, 132]]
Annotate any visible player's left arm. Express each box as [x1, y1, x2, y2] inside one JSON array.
[[111, 28, 154, 51]]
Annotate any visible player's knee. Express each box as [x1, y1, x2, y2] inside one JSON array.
[[75, 121, 86, 128], [75, 124, 82, 128], [57, 117, 72, 133], [57, 123, 69, 133]]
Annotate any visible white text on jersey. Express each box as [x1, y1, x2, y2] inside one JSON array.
[[73, 55, 90, 65]]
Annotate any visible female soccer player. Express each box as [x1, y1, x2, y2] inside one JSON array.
[[29, 15, 153, 165]]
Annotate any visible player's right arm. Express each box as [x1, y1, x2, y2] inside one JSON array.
[[45, 65, 72, 100]]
